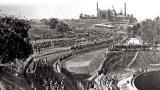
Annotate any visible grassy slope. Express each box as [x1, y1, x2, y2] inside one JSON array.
[[130, 50, 160, 69], [107, 50, 160, 72], [100, 51, 137, 75]]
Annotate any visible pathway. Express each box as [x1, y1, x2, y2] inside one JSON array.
[[127, 52, 139, 68]]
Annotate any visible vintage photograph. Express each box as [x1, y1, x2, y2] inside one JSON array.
[[0, 0, 160, 90]]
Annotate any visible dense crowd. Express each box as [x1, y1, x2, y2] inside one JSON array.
[[32, 37, 115, 54], [26, 58, 71, 90], [109, 44, 151, 51], [132, 69, 148, 77], [89, 73, 119, 90], [29, 23, 115, 43], [71, 39, 113, 54], [26, 36, 117, 90], [30, 34, 66, 40], [32, 39, 77, 52], [33, 41, 52, 52]]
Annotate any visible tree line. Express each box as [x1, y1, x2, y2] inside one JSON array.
[[128, 16, 160, 44], [0, 17, 33, 64], [48, 18, 71, 33]]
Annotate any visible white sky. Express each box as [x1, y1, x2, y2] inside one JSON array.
[[0, 0, 160, 21]]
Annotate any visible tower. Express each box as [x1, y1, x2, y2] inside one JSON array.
[[124, 3, 126, 17], [97, 2, 99, 19]]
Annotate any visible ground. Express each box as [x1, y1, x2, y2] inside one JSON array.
[[63, 49, 107, 74]]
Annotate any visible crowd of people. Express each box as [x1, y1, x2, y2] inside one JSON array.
[[109, 44, 151, 51], [26, 58, 69, 90], [26, 35, 118, 90], [90, 73, 119, 90], [88, 68, 148, 90], [133, 68, 148, 78], [32, 39, 77, 52], [33, 41, 52, 52], [71, 39, 113, 54], [27, 59, 148, 90], [31, 37, 114, 55], [30, 34, 64, 40]]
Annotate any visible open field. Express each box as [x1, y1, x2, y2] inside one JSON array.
[[63, 49, 107, 74]]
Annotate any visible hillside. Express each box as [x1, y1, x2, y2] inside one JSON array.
[[101, 51, 136, 74], [130, 50, 160, 69]]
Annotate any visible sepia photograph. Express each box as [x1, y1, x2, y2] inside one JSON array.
[[0, 0, 160, 90]]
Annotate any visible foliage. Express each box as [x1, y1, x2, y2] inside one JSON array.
[[139, 18, 160, 43], [0, 17, 33, 64], [0, 17, 31, 38], [49, 18, 59, 29], [49, 18, 71, 33], [55, 21, 71, 33], [132, 23, 140, 35], [127, 17, 160, 43]]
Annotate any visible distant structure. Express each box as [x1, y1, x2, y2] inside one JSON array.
[[79, 2, 137, 24], [97, 2, 99, 19], [0, 10, 7, 18], [123, 35, 144, 45]]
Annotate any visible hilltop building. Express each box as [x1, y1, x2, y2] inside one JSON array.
[[79, 2, 137, 24]]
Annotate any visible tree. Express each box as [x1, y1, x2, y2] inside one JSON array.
[[127, 26, 132, 34], [155, 16, 160, 22], [0, 17, 33, 64], [55, 21, 71, 33], [49, 18, 59, 29], [138, 19, 160, 43], [132, 23, 140, 35], [40, 18, 50, 25]]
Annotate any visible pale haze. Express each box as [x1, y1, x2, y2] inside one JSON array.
[[0, 0, 160, 21]]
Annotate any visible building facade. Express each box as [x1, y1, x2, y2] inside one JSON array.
[[79, 2, 137, 24]]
